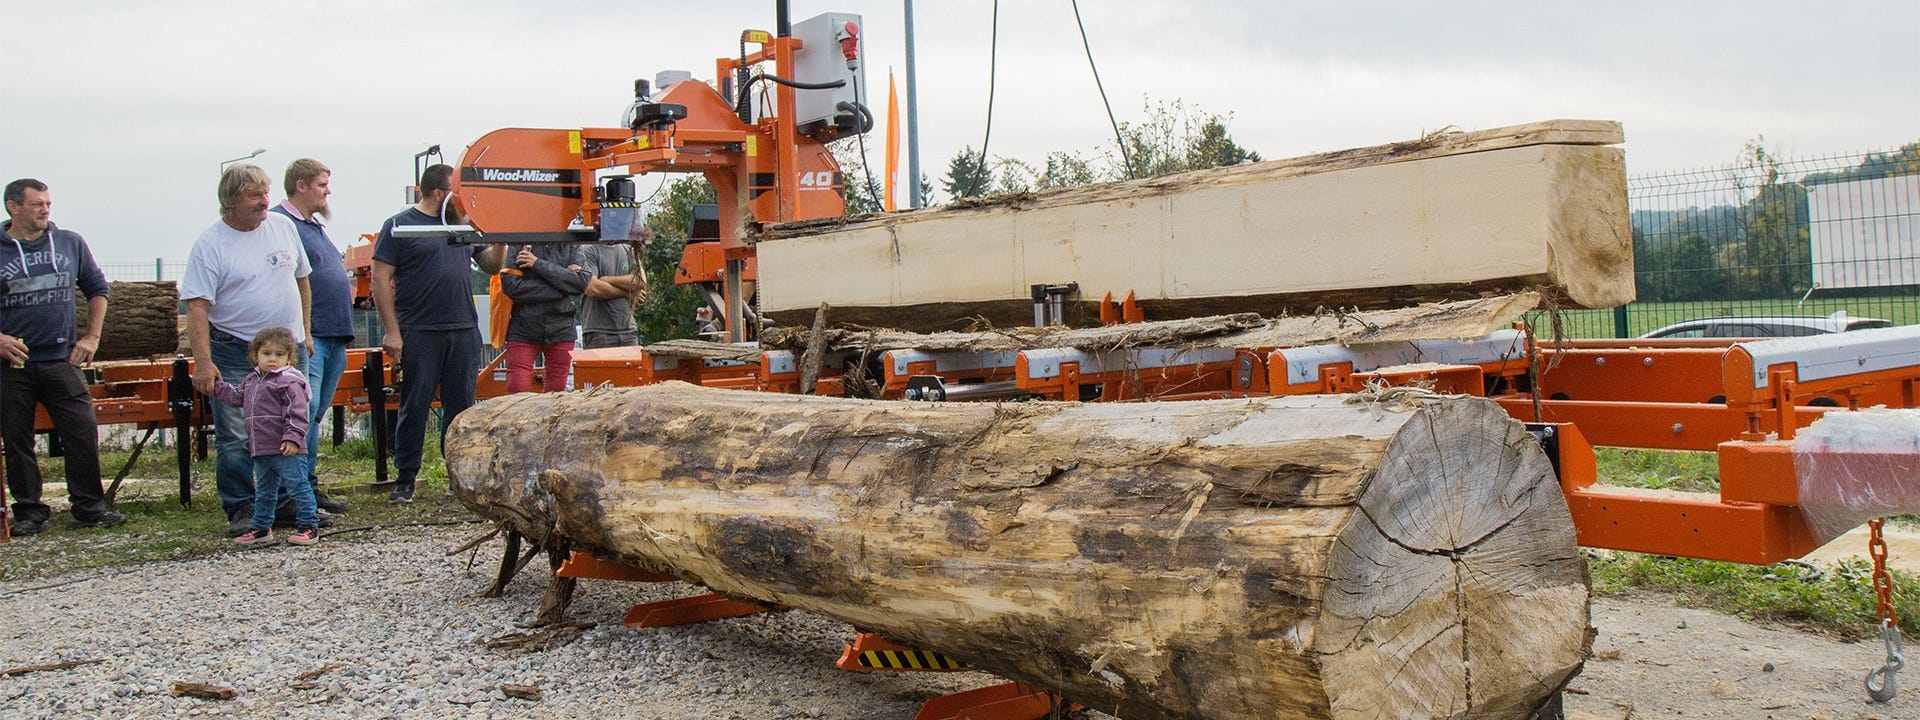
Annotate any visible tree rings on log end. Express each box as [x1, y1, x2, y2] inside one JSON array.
[[1315, 398, 1591, 719]]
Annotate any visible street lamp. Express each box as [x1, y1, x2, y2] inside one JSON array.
[[219, 148, 267, 172]]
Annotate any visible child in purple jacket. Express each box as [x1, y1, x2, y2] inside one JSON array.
[[209, 327, 319, 546]]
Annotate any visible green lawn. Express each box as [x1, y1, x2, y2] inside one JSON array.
[[1592, 446, 1920, 639], [1, 432, 477, 584]]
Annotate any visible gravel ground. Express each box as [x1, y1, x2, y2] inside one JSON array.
[[4, 523, 1916, 720], [0, 523, 1010, 720]]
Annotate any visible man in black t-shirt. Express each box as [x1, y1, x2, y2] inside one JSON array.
[[369, 165, 505, 503]]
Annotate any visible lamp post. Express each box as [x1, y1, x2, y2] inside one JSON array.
[[219, 148, 267, 172]]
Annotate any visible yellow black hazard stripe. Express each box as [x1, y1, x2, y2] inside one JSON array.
[[857, 649, 968, 671]]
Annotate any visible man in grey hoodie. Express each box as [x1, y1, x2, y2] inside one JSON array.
[[0, 178, 127, 537]]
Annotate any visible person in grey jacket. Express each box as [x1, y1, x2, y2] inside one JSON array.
[[1, 178, 126, 537], [500, 243, 588, 393]]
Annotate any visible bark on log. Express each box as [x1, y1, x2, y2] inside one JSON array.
[[77, 281, 180, 361], [755, 120, 1630, 332], [446, 383, 1590, 719]]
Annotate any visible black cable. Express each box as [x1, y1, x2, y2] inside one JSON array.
[[1073, 0, 1133, 179], [843, 89, 885, 211], [968, 0, 1000, 197]]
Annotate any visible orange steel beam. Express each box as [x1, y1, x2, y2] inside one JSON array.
[[1493, 397, 1828, 451], [1547, 422, 1823, 564]]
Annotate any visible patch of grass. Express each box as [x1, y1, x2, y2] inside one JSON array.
[[1594, 447, 1721, 493], [1, 431, 479, 584], [1590, 552, 1920, 641]]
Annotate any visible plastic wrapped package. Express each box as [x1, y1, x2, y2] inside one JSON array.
[[1794, 407, 1920, 544]]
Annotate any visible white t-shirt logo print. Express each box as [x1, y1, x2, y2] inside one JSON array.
[[267, 250, 294, 269]]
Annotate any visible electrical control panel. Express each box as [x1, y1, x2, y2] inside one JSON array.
[[790, 12, 867, 135]]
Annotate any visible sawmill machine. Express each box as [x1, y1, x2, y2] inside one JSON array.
[[414, 3, 1920, 712], [437, 2, 869, 343]]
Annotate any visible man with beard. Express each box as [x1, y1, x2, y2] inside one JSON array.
[[0, 178, 126, 537], [272, 158, 352, 516], [370, 164, 505, 503], [183, 164, 313, 536]]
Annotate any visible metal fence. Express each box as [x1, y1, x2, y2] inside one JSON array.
[[1546, 144, 1920, 339], [99, 260, 189, 283]]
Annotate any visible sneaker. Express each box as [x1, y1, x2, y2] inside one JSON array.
[[314, 491, 350, 515], [286, 528, 319, 546], [227, 505, 255, 538], [233, 527, 273, 545], [7, 518, 45, 538], [387, 484, 414, 504], [68, 511, 128, 530]]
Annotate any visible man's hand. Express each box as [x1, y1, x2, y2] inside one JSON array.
[[306, 338, 315, 357], [280, 441, 299, 457], [381, 333, 403, 366], [0, 333, 28, 364], [516, 246, 538, 269], [192, 362, 220, 396], [69, 335, 99, 366]]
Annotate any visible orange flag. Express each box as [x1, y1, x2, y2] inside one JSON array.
[[885, 71, 901, 211]]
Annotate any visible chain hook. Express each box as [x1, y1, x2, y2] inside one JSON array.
[[1864, 518, 1903, 702], [1867, 621, 1904, 703]]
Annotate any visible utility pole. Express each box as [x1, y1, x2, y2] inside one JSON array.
[[904, 0, 923, 208]]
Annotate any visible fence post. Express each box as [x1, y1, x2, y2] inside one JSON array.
[[1613, 305, 1630, 339], [154, 258, 163, 281]]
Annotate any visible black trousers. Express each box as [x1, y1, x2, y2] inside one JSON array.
[[2, 360, 107, 523]]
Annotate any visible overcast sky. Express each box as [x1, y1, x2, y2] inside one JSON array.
[[2, 0, 1915, 270]]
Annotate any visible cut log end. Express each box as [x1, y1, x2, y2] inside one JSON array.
[[1314, 398, 1590, 719]]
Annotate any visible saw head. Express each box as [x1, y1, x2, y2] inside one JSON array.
[[453, 128, 586, 234]]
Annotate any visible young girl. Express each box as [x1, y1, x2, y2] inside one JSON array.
[[209, 327, 319, 546]]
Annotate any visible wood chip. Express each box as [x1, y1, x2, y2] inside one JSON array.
[[501, 683, 542, 701], [0, 659, 104, 677], [482, 621, 594, 655], [291, 664, 353, 683], [170, 681, 238, 700]]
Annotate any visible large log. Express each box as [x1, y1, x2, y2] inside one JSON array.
[[446, 383, 1591, 719], [756, 120, 1632, 332], [77, 281, 180, 361]]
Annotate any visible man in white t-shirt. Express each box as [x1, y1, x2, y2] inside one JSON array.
[[182, 163, 313, 537]]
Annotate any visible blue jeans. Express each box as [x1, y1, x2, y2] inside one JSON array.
[[249, 453, 316, 531], [394, 327, 483, 483], [210, 329, 307, 517], [304, 337, 349, 486]]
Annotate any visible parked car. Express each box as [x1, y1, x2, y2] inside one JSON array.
[[1639, 310, 1893, 339]]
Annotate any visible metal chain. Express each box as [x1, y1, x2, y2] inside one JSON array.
[[1865, 518, 1904, 702]]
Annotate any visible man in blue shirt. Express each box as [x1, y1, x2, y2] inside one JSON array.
[[1, 178, 127, 537], [371, 164, 505, 503], [272, 159, 353, 516]]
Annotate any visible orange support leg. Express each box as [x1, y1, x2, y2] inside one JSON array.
[[623, 593, 786, 629], [912, 683, 1067, 720], [554, 551, 676, 582], [835, 632, 969, 672]]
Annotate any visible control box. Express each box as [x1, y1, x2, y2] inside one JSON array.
[[790, 12, 867, 135]]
